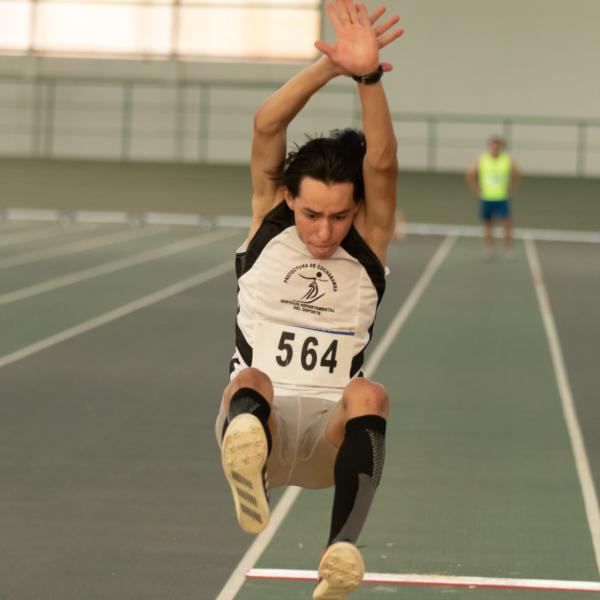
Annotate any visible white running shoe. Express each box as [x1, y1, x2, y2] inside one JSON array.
[[312, 542, 365, 600], [221, 413, 270, 534]]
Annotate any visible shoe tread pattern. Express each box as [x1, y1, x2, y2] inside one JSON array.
[[221, 413, 269, 534]]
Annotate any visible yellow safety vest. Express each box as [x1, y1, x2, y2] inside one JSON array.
[[479, 153, 511, 200]]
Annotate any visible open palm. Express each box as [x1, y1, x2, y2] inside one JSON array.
[[315, 0, 404, 76]]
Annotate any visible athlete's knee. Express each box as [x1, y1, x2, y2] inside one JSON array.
[[342, 378, 389, 417], [229, 367, 274, 403], [223, 368, 274, 453]]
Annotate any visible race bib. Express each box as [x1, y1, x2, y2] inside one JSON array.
[[252, 320, 355, 389]]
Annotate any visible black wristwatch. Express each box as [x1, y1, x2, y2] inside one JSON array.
[[352, 65, 384, 85]]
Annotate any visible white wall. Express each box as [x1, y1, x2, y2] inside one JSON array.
[[385, 0, 600, 119], [0, 0, 599, 175]]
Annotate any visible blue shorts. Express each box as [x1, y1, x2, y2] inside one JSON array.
[[480, 199, 511, 221]]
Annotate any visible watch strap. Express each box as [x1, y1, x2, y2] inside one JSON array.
[[352, 65, 384, 85]]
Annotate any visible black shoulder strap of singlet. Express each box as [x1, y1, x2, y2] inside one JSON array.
[[341, 227, 386, 305], [236, 202, 294, 277]]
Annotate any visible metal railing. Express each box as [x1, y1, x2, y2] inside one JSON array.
[[1, 73, 599, 177]]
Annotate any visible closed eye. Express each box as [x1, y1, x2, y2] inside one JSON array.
[[303, 210, 320, 220]]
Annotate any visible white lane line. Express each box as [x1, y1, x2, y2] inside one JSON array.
[[215, 487, 303, 600], [0, 225, 172, 271], [7, 208, 599, 244], [405, 223, 600, 244], [246, 568, 600, 592], [3, 209, 63, 222], [525, 237, 600, 574], [0, 228, 239, 306], [0, 260, 233, 370], [0, 223, 100, 248], [215, 234, 457, 600], [364, 234, 457, 374]]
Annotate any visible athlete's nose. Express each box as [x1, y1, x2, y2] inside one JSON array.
[[316, 219, 332, 242]]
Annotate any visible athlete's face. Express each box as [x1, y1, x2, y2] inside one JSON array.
[[488, 139, 504, 157], [285, 177, 359, 259]]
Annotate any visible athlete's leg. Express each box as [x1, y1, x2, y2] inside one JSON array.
[[222, 367, 275, 442], [313, 378, 388, 599], [324, 378, 388, 543], [220, 368, 274, 534]]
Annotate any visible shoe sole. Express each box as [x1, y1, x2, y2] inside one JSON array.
[[313, 542, 365, 599], [221, 413, 269, 534]]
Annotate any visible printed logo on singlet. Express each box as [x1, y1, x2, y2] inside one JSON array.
[[281, 263, 337, 316]]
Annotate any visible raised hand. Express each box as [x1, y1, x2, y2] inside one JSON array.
[[315, 1, 404, 76]]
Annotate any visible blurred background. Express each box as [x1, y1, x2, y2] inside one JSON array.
[[1, 2, 599, 599], [0, 0, 599, 223]]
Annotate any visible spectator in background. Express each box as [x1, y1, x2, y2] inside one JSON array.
[[466, 135, 523, 258]]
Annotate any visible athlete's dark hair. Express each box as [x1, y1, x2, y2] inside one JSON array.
[[273, 128, 366, 203], [488, 135, 505, 148]]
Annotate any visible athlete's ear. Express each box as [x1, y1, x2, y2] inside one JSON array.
[[284, 188, 295, 211]]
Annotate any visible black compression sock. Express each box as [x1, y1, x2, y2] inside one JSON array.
[[224, 387, 272, 455], [327, 415, 386, 546]]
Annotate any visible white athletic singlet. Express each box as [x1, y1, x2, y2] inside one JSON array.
[[230, 202, 386, 401]]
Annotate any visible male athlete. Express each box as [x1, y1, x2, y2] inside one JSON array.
[[466, 135, 523, 258], [214, 2, 403, 597]]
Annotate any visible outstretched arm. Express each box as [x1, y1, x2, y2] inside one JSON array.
[[356, 54, 399, 260], [249, 57, 340, 238], [315, 0, 404, 262], [249, 2, 402, 242]]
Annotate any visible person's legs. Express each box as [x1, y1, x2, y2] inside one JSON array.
[[488, 200, 513, 256], [498, 201, 513, 254], [501, 218, 513, 253], [220, 368, 274, 534], [480, 201, 495, 257], [313, 378, 389, 599], [483, 220, 495, 254]]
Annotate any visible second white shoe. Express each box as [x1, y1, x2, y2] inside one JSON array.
[[313, 542, 365, 600]]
